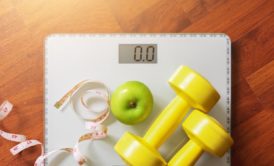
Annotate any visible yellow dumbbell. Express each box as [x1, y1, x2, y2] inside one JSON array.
[[169, 110, 233, 166], [115, 66, 220, 166]]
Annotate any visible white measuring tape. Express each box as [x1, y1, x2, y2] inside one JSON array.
[[0, 80, 111, 165], [0, 101, 26, 142], [46, 80, 110, 165], [0, 101, 44, 164]]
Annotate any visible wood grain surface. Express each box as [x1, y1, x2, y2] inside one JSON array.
[[0, 0, 273, 165]]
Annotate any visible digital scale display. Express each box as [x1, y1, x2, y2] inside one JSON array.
[[119, 44, 157, 63]]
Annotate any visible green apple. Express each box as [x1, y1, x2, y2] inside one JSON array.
[[111, 81, 153, 125]]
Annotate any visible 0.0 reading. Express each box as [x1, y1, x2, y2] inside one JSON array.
[[119, 44, 157, 64], [134, 46, 155, 62]]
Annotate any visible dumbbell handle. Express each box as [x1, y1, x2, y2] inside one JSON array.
[[169, 140, 203, 166], [143, 96, 190, 149]]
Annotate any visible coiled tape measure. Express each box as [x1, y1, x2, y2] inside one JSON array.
[[1, 80, 111, 165]]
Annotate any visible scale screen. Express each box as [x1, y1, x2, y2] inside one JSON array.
[[119, 44, 157, 63], [45, 34, 231, 166]]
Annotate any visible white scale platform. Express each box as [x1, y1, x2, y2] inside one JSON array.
[[45, 34, 231, 166]]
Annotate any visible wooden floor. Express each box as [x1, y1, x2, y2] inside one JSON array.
[[0, 0, 273, 165]]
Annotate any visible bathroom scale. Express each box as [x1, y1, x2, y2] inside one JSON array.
[[45, 33, 231, 166]]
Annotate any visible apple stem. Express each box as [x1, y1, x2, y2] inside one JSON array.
[[129, 101, 137, 108]]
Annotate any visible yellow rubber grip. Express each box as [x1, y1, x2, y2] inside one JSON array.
[[143, 96, 190, 149], [169, 140, 203, 166]]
